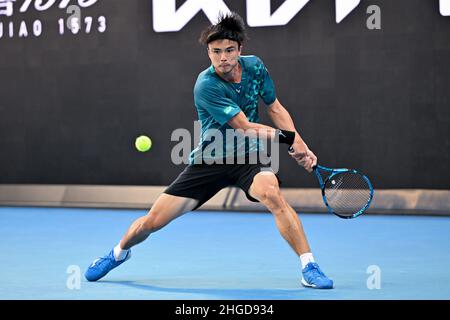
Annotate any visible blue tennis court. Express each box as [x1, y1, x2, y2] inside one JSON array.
[[1, 206, 449, 300]]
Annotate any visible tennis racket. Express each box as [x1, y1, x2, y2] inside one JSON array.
[[288, 146, 374, 218], [312, 164, 374, 219]]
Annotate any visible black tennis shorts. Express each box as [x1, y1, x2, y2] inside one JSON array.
[[164, 163, 281, 210]]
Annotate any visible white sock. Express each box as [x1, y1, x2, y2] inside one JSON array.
[[113, 243, 129, 261], [300, 252, 315, 269]]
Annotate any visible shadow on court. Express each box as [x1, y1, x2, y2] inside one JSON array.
[[99, 279, 306, 300]]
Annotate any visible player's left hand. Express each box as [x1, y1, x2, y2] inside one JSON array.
[[288, 143, 317, 173], [305, 147, 317, 168]]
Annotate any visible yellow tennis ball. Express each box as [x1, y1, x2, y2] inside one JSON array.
[[135, 135, 152, 152]]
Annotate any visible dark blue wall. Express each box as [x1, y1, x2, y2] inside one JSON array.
[[0, 0, 449, 189]]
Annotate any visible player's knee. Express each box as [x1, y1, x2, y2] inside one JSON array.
[[260, 185, 283, 207]]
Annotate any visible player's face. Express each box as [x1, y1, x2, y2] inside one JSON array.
[[207, 39, 241, 75]]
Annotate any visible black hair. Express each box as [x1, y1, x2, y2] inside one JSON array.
[[199, 12, 248, 47]]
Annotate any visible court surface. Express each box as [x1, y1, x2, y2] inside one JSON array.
[[1, 206, 449, 300]]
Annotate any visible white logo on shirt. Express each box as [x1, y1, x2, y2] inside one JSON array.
[[224, 106, 233, 114]]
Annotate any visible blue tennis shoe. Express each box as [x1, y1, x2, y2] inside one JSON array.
[[85, 249, 131, 282], [301, 262, 334, 289]]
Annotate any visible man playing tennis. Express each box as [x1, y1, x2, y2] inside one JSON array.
[[85, 12, 333, 289]]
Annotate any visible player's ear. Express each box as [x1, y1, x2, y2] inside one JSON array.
[[206, 46, 212, 59]]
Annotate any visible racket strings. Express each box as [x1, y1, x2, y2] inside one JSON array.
[[324, 172, 372, 216]]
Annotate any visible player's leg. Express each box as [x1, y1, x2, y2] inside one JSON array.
[[85, 164, 227, 282], [249, 171, 311, 255], [85, 193, 198, 282], [120, 193, 198, 249], [248, 171, 333, 289]]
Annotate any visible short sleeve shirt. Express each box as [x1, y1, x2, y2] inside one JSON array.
[[189, 55, 276, 164]]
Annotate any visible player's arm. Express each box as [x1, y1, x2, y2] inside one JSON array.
[[227, 111, 296, 143], [267, 99, 317, 171], [227, 111, 277, 139]]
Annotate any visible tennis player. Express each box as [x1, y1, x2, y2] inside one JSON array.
[[85, 12, 333, 289]]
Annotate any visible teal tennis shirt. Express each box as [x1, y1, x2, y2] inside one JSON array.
[[189, 55, 276, 164]]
